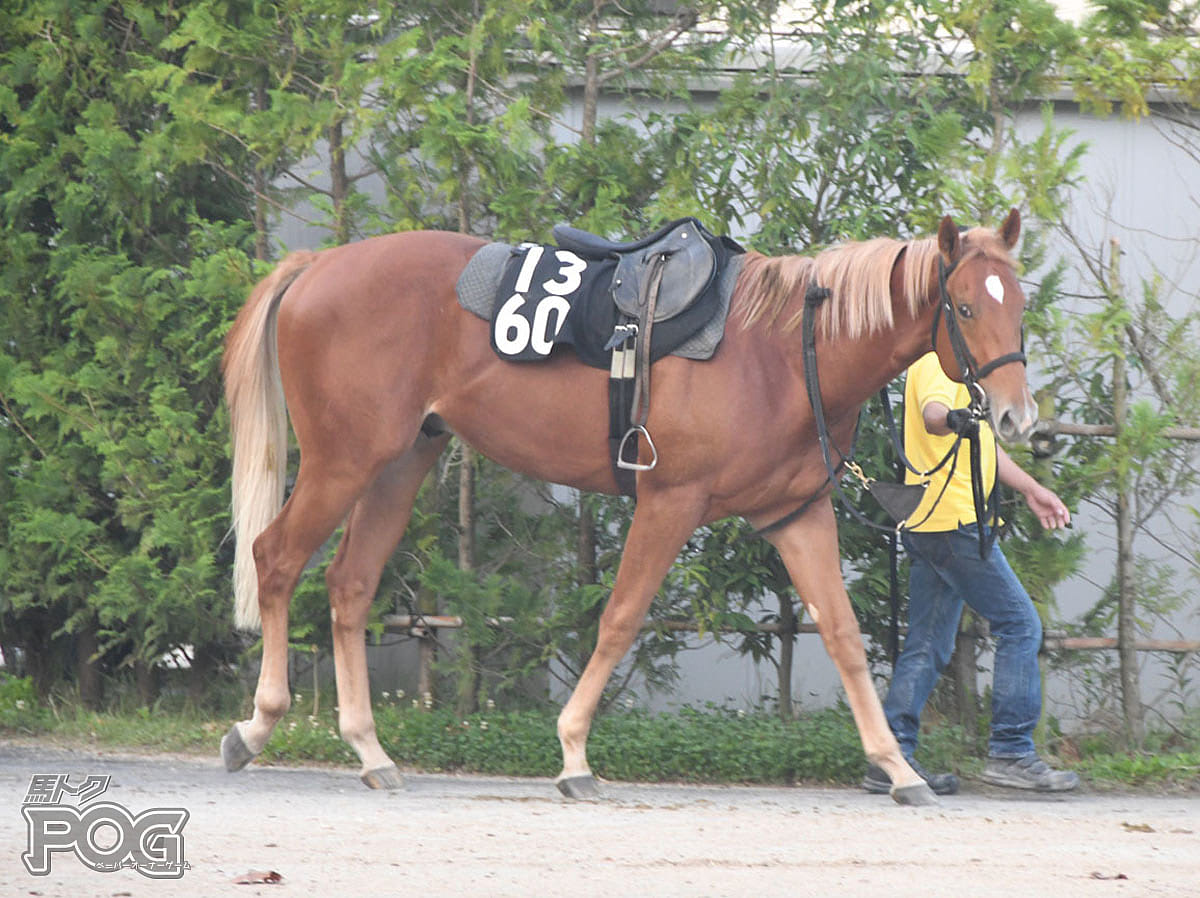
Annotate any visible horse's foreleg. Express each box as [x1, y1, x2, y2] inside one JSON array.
[[556, 491, 704, 799], [326, 436, 448, 789], [767, 499, 937, 807], [223, 468, 369, 772]]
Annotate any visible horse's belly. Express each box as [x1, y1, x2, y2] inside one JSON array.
[[432, 354, 620, 494]]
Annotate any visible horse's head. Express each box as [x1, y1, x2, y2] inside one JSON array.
[[932, 208, 1037, 443]]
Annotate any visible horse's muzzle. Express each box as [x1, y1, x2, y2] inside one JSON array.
[[992, 396, 1038, 443]]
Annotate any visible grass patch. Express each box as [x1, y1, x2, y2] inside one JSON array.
[[2, 675, 1198, 791], [1073, 751, 1200, 788], [259, 700, 867, 785]]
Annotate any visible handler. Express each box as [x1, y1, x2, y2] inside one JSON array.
[[864, 351, 1079, 795]]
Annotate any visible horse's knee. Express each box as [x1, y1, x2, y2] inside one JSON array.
[[817, 617, 869, 673], [595, 603, 643, 654], [326, 569, 373, 629], [557, 703, 589, 739]]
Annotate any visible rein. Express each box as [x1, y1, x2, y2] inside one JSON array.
[[751, 251, 1027, 558]]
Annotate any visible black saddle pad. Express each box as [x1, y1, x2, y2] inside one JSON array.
[[489, 219, 743, 369]]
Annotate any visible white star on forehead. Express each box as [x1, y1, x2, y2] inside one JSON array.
[[985, 275, 1005, 304]]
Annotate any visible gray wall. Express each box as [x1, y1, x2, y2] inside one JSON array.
[[272, 83, 1200, 727]]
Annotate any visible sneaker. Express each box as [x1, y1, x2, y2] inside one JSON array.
[[863, 757, 959, 795], [980, 754, 1079, 792]]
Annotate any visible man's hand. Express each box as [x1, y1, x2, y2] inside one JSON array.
[[1024, 482, 1071, 530], [996, 448, 1072, 531], [945, 407, 979, 438]]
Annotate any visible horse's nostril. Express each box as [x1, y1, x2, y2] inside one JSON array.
[[997, 410, 1017, 441], [997, 405, 1035, 442]]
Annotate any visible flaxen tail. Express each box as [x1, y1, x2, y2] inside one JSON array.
[[223, 253, 316, 631]]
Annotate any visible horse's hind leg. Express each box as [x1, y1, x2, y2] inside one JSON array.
[[556, 489, 706, 799], [766, 499, 937, 807], [325, 433, 449, 789], [224, 461, 376, 770]]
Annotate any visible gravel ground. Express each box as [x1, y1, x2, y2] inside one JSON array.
[[1, 742, 1197, 898]]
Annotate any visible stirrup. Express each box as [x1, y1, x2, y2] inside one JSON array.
[[616, 425, 658, 471]]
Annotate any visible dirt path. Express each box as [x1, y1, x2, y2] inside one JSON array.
[[1, 742, 1197, 898]]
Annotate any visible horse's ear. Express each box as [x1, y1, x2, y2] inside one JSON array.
[[1000, 207, 1021, 249], [937, 215, 960, 263]]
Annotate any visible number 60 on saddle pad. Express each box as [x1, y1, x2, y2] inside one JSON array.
[[456, 217, 745, 370]]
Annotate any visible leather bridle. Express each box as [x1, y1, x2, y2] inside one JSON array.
[[931, 253, 1027, 410], [750, 250, 1026, 548]]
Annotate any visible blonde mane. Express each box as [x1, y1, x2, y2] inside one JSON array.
[[731, 235, 944, 340]]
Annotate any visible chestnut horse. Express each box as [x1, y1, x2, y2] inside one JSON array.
[[221, 209, 1033, 806]]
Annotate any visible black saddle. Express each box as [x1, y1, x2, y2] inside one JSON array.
[[553, 218, 724, 324], [552, 219, 689, 257]]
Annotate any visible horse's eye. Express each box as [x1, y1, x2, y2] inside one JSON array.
[[957, 303, 973, 319]]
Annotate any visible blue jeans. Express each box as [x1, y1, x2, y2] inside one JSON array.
[[884, 525, 1043, 759]]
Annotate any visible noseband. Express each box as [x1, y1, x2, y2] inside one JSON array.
[[932, 254, 1026, 413]]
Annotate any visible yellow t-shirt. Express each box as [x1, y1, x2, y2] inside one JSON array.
[[903, 352, 996, 531]]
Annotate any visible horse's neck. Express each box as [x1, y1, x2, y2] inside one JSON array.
[[887, 257, 942, 379], [819, 256, 939, 407]]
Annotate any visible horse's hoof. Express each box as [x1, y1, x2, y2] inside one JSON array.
[[221, 726, 256, 773], [891, 782, 939, 807], [361, 764, 405, 790], [556, 774, 601, 800]]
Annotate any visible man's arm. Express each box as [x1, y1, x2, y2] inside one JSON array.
[[921, 400, 955, 436], [996, 446, 1071, 531], [923, 400, 1071, 531]]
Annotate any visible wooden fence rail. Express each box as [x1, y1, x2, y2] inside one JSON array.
[[1039, 418, 1200, 442], [380, 614, 1199, 719], [381, 613, 1200, 653]]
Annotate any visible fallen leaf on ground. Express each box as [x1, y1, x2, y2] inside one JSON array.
[[1121, 822, 1154, 833], [233, 870, 284, 884], [1089, 872, 1129, 881]]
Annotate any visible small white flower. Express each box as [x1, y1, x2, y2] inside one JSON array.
[[15, 700, 26, 711], [486, 699, 495, 711], [396, 689, 405, 700], [737, 709, 747, 719], [382, 691, 390, 700], [480, 720, 489, 731]]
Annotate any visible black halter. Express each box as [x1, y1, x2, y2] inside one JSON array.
[[931, 254, 1027, 408]]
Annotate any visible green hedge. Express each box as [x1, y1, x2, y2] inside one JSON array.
[[4, 675, 1198, 790], [256, 699, 864, 785]]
